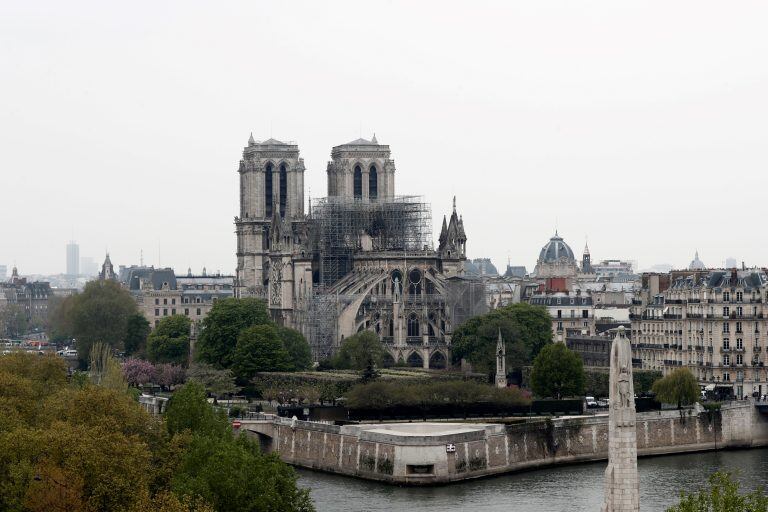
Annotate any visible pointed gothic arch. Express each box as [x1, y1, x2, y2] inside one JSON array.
[[429, 351, 447, 369], [353, 165, 362, 199], [264, 162, 274, 217], [406, 351, 423, 368], [369, 164, 378, 200], [279, 163, 287, 217]]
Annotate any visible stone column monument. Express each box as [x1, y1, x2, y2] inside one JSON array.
[[495, 329, 506, 388], [601, 326, 639, 512]]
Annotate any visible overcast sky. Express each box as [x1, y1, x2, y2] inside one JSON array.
[[3, 1, 768, 277]]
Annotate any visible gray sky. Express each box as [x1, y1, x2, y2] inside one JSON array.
[[3, 1, 768, 276]]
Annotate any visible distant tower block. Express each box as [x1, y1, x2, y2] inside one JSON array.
[[495, 329, 506, 388], [601, 326, 640, 512]]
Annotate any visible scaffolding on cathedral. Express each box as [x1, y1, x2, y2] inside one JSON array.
[[310, 196, 433, 287]]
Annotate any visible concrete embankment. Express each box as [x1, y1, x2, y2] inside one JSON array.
[[242, 401, 768, 485]]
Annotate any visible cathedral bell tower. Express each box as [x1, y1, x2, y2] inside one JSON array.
[[235, 136, 305, 298]]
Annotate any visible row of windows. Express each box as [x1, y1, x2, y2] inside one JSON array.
[[154, 308, 202, 317], [154, 297, 204, 305]]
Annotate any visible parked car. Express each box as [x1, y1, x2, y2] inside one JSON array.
[[585, 396, 598, 408]]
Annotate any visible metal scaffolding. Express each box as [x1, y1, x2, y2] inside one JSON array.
[[310, 196, 433, 287]]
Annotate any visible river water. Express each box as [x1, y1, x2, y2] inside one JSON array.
[[298, 448, 768, 512]]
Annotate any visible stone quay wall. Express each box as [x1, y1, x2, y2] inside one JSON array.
[[245, 401, 768, 485]]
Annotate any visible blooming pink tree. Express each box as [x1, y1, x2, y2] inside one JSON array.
[[122, 358, 156, 387], [155, 363, 186, 390]]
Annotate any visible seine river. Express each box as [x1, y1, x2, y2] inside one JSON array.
[[298, 448, 768, 512]]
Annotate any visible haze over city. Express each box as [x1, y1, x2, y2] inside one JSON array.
[[3, 1, 768, 275]]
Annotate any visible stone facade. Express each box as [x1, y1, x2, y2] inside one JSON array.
[[631, 269, 768, 399], [243, 400, 768, 485], [234, 135, 480, 363]]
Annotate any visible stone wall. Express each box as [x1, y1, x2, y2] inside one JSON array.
[[245, 402, 768, 485]]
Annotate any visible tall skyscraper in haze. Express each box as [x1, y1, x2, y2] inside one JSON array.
[[0, 265, 6, 280], [66, 241, 80, 276]]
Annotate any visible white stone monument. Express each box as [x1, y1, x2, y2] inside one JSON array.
[[601, 326, 639, 512]]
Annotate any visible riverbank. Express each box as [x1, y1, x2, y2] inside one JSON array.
[[244, 400, 768, 485], [298, 447, 768, 512]]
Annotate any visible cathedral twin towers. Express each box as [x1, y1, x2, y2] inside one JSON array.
[[234, 134, 477, 365]]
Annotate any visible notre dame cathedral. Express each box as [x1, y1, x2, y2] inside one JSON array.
[[234, 135, 486, 367]]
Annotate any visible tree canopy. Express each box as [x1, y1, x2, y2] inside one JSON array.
[[147, 315, 192, 366], [530, 342, 585, 399], [652, 368, 700, 409], [667, 472, 768, 512], [195, 298, 271, 368], [125, 313, 151, 357], [186, 363, 240, 398], [332, 331, 385, 370], [0, 352, 314, 511], [277, 326, 313, 371], [451, 303, 553, 374], [232, 325, 292, 382], [50, 280, 139, 366]]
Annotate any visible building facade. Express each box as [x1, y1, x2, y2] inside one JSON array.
[[630, 269, 768, 398], [234, 135, 484, 364], [119, 266, 234, 328]]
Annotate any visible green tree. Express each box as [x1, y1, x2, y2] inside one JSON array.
[[0, 304, 29, 338], [531, 343, 585, 399], [451, 303, 552, 375], [172, 435, 314, 512], [66, 280, 139, 366], [277, 326, 313, 371], [147, 315, 191, 366], [232, 325, 292, 381], [125, 313, 151, 357], [667, 471, 768, 511], [652, 368, 700, 409], [186, 363, 241, 398], [332, 331, 385, 370], [165, 381, 230, 438], [195, 298, 271, 368]]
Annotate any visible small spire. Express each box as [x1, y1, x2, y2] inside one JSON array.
[[452, 196, 456, 212], [248, 132, 255, 145], [371, 133, 378, 144]]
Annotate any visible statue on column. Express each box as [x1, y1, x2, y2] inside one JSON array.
[[601, 326, 639, 512], [495, 329, 506, 389]]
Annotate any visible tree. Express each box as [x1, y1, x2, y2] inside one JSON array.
[[66, 280, 139, 366], [172, 435, 314, 512], [89, 342, 128, 392], [531, 343, 585, 399], [125, 314, 151, 357], [652, 368, 699, 409], [195, 298, 271, 368], [667, 471, 768, 511], [0, 304, 29, 337], [277, 326, 313, 371], [147, 315, 191, 366], [186, 363, 240, 398], [164, 381, 230, 438], [156, 364, 186, 391], [451, 303, 553, 375], [332, 331, 385, 370], [232, 325, 292, 381], [123, 358, 157, 387]]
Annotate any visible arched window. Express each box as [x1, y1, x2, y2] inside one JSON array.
[[279, 163, 287, 217], [407, 314, 420, 337], [408, 269, 422, 296], [264, 163, 273, 217], [369, 165, 378, 200], [353, 165, 362, 199]]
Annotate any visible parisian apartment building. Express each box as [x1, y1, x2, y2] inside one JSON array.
[[630, 268, 768, 399]]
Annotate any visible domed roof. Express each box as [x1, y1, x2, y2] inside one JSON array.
[[538, 232, 576, 263]]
